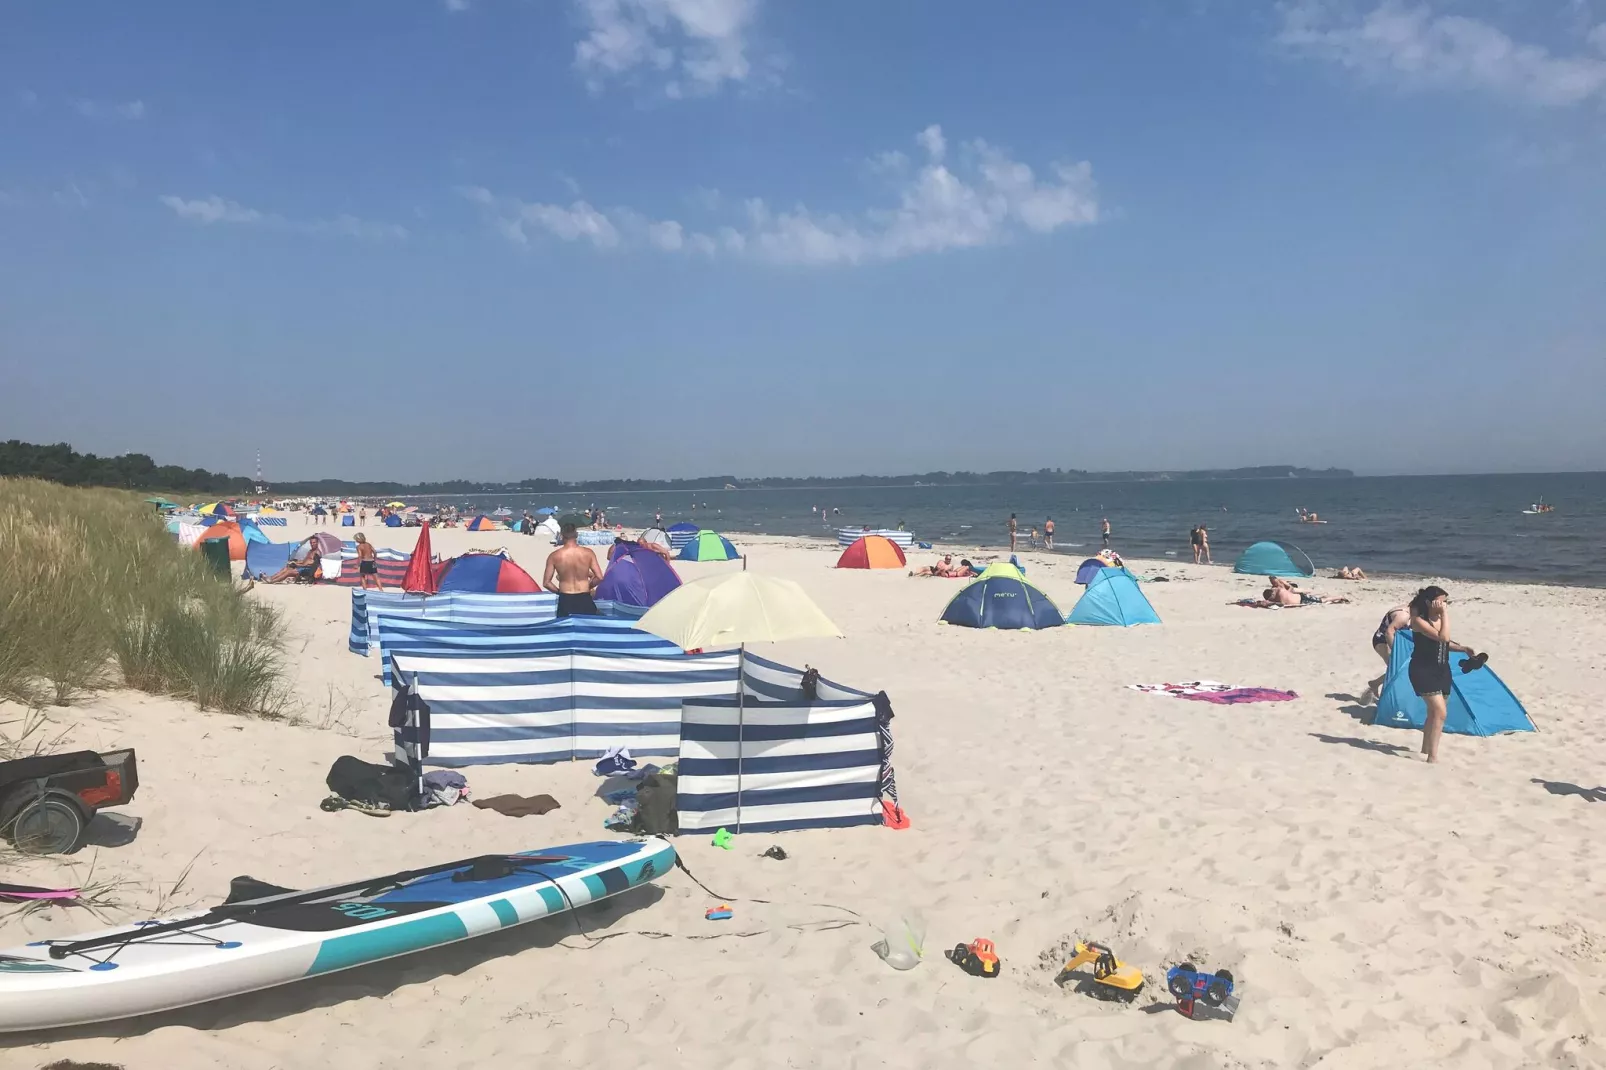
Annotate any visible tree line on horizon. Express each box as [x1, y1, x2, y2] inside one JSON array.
[[0, 441, 1353, 497]]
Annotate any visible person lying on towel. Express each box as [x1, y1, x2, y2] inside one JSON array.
[[1263, 585, 1349, 606]]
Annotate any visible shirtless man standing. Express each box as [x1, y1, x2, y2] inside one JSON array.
[[542, 523, 605, 617]]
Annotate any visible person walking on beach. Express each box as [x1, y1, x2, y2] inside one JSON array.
[[358, 507, 367, 526], [354, 533, 384, 591], [1407, 585, 1484, 763], [1100, 517, 1111, 548], [1008, 513, 1018, 553], [542, 522, 604, 617], [1364, 603, 1411, 703], [1043, 517, 1055, 550]]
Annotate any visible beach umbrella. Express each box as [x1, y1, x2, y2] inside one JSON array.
[[637, 572, 842, 832], [386, 501, 406, 509], [196, 502, 234, 517], [144, 497, 177, 510], [402, 523, 438, 594], [536, 507, 557, 515]]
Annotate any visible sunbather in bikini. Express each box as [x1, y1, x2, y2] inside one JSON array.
[[1263, 585, 1349, 606]]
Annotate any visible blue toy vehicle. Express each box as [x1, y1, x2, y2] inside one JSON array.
[[1166, 962, 1234, 1011]]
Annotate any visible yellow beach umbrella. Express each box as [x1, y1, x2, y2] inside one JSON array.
[[637, 572, 841, 650], [386, 501, 406, 509], [636, 571, 842, 833]]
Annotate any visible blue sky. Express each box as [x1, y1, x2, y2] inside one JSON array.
[[3, 0, 1604, 481]]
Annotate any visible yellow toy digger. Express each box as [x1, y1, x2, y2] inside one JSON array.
[[1054, 941, 1146, 1003]]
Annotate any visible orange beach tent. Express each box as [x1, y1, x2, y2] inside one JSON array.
[[196, 521, 247, 561], [836, 535, 907, 569]]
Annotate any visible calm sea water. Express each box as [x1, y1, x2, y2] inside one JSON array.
[[447, 473, 1606, 587]]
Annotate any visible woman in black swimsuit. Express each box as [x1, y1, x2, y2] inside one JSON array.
[[1365, 603, 1411, 702], [1407, 585, 1477, 763]]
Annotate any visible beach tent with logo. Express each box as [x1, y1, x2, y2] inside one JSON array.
[[678, 530, 740, 562], [836, 535, 907, 570], [940, 562, 1064, 630], [1233, 540, 1313, 578], [596, 543, 683, 608], [1068, 569, 1160, 626], [465, 515, 503, 532], [434, 551, 541, 594], [1373, 631, 1534, 736]]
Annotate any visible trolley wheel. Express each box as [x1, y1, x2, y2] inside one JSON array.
[[6, 791, 89, 855]]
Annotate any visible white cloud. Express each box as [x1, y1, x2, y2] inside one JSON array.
[[573, 0, 762, 97], [462, 124, 1100, 266], [52, 182, 91, 208], [1278, 1, 1606, 106], [72, 98, 146, 120], [1590, 22, 1606, 51], [159, 194, 407, 240]]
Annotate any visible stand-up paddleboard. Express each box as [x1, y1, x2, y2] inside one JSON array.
[[0, 836, 673, 1033]]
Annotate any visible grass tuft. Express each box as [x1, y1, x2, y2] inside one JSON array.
[[0, 477, 287, 716]]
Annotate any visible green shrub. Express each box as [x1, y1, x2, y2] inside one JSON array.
[[0, 478, 287, 716]]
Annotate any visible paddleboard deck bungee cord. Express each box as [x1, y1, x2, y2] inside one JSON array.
[[0, 836, 674, 1033]]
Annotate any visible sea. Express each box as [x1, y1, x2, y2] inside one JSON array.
[[435, 472, 1606, 587]]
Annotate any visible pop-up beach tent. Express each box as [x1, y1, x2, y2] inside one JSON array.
[[666, 522, 700, 552], [837, 535, 907, 569], [940, 562, 1064, 630], [678, 530, 740, 562], [1068, 569, 1160, 626], [596, 543, 682, 608], [464, 515, 502, 532], [1374, 631, 1535, 736], [435, 551, 541, 593], [1233, 540, 1313, 578]]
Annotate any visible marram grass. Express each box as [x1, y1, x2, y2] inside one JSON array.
[[0, 478, 287, 716]]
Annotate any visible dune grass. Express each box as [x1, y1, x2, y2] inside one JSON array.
[[0, 478, 287, 716]]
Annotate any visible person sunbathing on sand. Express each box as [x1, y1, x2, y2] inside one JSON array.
[[1263, 585, 1349, 606], [911, 555, 958, 577], [1334, 565, 1367, 580]]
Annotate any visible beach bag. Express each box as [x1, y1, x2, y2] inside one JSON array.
[[632, 772, 678, 835], [325, 756, 417, 812]]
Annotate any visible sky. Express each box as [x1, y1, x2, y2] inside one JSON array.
[[2, 0, 1605, 482]]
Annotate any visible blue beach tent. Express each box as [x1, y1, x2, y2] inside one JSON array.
[[383, 513, 404, 527], [1233, 540, 1313, 578], [1374, 631, 1534, 737], [1068, 569, 1160, 626], [940, 563, 1064, 630]]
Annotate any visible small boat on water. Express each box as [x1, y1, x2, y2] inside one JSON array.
[[1522, 498, 1555, 515]]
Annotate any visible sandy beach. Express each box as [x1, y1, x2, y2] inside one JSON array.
[[3, 524, 1603, 1070]]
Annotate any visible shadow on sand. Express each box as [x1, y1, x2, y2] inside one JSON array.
[[0, 883, 664, 1048], [1531, 779, 1606, 803], [1309, 732, 1411, 757]]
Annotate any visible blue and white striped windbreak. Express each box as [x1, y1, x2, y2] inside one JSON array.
[[348, 589, 645, 656], [836, 528, 913, 548], [389, 642, 741, 765]]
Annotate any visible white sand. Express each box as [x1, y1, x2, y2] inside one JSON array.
[[4, 524, 1604, 1069]]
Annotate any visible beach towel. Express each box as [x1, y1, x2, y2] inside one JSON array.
[[472, 793, 561, 817], [1176, 688, 1298, 704], [1129, 681, 1297, 704], [1129, 681, 1235, 696], [1232, 599, 1281, 609]]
